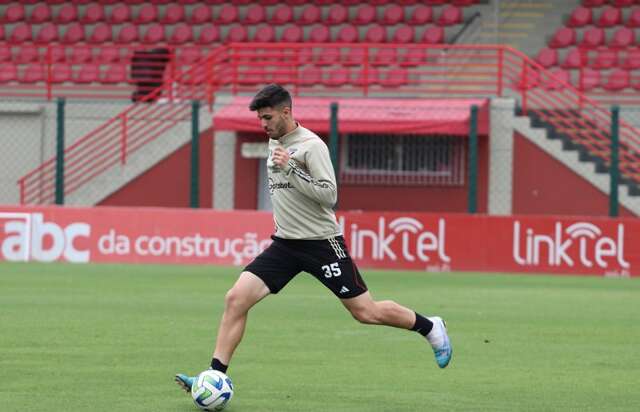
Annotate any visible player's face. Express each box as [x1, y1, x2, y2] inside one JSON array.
[[257, 106, 290, 140]]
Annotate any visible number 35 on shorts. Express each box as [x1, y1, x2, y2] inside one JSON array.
[[321, 262, 341, 278]]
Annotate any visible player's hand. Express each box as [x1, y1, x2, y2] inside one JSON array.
[[271, 146, 290, 169]]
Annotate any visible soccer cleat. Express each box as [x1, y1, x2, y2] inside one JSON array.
[[174, 373, 195, 393], [426, 316, 452, 368]]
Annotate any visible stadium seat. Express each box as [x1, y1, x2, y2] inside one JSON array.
[[271, 5, 293, 24], [107, 4, 131, 24], [197, 24, 220, 44], [2, 3, 25, 23], [280, 25, 303, 42], [354, 68, 380, 86], [53, 4, 77, 24], [595, 6, 621, 27], [9, 23, 32, 43], [35, 23, 58, 43], [610, 27, 635, 48], [381, 5, 404, 25], [0, 44, 11, 62], [76, 63, 100, 84], [581, 0, 606, 6], [216, 5, 238, 24], [244, 4, 265, 24], [603, 68, 629, 91], [14, 44, 39, 63], [0, 62, 17, 83], [544, 68, 570, 91], [178, 47, 201, 65], [364, 25, 386, 43], [142, 24, 165, 44], [160, 4, 185, 24], [590, 49, 618, 69], [326, 4, 348, 25], [69, 44, 93, 64], [226, 24, 247, 42], [437, 6, 463, 26], [187, 4, 212, 24], [580, 27, 605, 48], [372, 48, 397, 66], [354, 4, 376, 25], [549, 27, 576, 48], [316, 48, 340, 66], [380, 68, 408, 87], [343, 47, 367, 66], [324, 68, 350, 87], [299, 5, 321, 25], [400, 48, 425, 67], [626, 7, 640, 28], [96, 44, 122, 64], [253, 25, 275, 42], [298, 67, 323, 87], [28, 3, 51, 23], [392, 25, 415, 43], [336, 25, 359, 43], [566, 6, 591, 27], [621, 48, 640, 69], [48, 46, 66, 63], [308, 25, 330, 42], [21, 64, 44, 83], [168, 23, 192, 44], [535, 47, 558, 68], [579, 68, 601, 91], [422, 26, 444, 43], [611, 0, 634, 6], [81, 3, 104, 24], [116, 24, 139, 44], [103, 64, 128, 84], [561, 47, 583, 69], [61, 23, 85, 44], [51, 64, 72, 84], [135, 4, 158, 24], [408, 5, 433, 25]]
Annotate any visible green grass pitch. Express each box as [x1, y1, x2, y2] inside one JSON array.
[[1, 262, 639, 412]]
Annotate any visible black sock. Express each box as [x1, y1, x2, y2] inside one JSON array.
[[411, 312, 433, 336], [210, 358, 228, 373]]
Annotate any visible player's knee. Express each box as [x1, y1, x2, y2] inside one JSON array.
[[224, 288, 250, 313]]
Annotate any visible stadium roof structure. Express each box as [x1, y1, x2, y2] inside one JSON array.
[[214, 97, 489, 135]]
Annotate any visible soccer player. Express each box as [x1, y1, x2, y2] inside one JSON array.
[[175, 84, 452, 392]]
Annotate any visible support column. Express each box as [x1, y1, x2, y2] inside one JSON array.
[[213, 131, 236, 210], [488, 98, 515, 215]]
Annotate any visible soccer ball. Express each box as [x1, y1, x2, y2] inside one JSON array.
[[191, 370, 234, 411]]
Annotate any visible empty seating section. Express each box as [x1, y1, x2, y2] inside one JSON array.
[[0, 1, 481, 90], [535, 0, 640, 94]]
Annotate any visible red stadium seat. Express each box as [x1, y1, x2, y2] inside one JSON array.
[[437, 6, 463, 26], [582, 0, 605, 6], [226, 24, 247, 42], [253, 25, 275, 42], [28, 4, 51, 23], [53, 4, 77, 24], [336, 25, 359, 43], [271, 5, 293, 24], [9, 23, 32, 43], [372, 48, 397, 66], [354, 68, 380, 86], [408, 5, 433, 25], [535, 47, 558, 68], [94, 45, 121, 63], [14, 44, 39, 63], [0, 62, 17, 83], [308, 25, 330, 43], [169, 23, 193, 44], [613, 0, 634, 6], [566, 6, 591, 27], [324, 68, 350, 87], [580, 27, 605, 48], [579, 68, 601, 91], [2, 3, 25, 23], [392, 25, 415, 43], [544, 68, 570, 91], [35, 23, 58, 43], [364, 25, 386, 43], [244, 4, 265, 24], [343, 47, 367, 66], [299, 5, 321, 25], [142, 24, 165, 44], [380, 69, 408, 88], [197, 24, 219, 44], [561, 48, 583, 69], [160, 4, 185, 24], [216, 5, 238, 24], [21, 64, 45, 83], [399, 48, 425, 67], [326, 5, 348, 25], [76, 64, 101, 84], [596, 6, 621, 28], [81, 3, 104, 24], [103, 65, 128, 84], [298, 67, 323, 87], [135, 4, 158, 24], [549, 27, 576, 48], [0, 44, 11, 62], [603, 69, 629, 91], [610, 27, 635, 48], [621, 49, 640, 69], [626, 7, 640, 28], [280, 25, 302, 42], [48, 46, 66, 63], [116, 24, 139, 44], [51, 64, 72, 84], [354, 4, 376, 25], [61, 23, 85, 44], [315, 48, 340, 66], [422, 26, 444, 44], [69, 44, 92, 64], [381, 5, 404, 25], [179, 47, 202, 64], [187, 5, 211, 24], [107, 4, 131, 24], [590, 49, 617, 69]]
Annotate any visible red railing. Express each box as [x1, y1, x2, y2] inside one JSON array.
[[16, 43, 640, 204]]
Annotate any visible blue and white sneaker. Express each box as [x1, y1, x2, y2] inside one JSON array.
[[175, 373, 195, 393], [426, 316, 452, 368]]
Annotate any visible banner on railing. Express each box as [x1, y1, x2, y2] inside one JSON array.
[[0, 206, 637, 277]]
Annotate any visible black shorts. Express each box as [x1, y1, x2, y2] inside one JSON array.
[[244, 235, 368, 299]]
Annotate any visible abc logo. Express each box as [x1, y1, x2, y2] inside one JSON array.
[[1, 213, 90, 263]]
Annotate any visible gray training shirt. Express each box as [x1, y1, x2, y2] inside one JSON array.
[[266, 123, 342, 240]]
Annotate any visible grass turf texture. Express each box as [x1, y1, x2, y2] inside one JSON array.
[[1, 262, 638, 412]]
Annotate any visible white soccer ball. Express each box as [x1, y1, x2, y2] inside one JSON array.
[[191, 370, 234, 411]]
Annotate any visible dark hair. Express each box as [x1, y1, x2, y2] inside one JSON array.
[[249, 84, 292, 111]]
